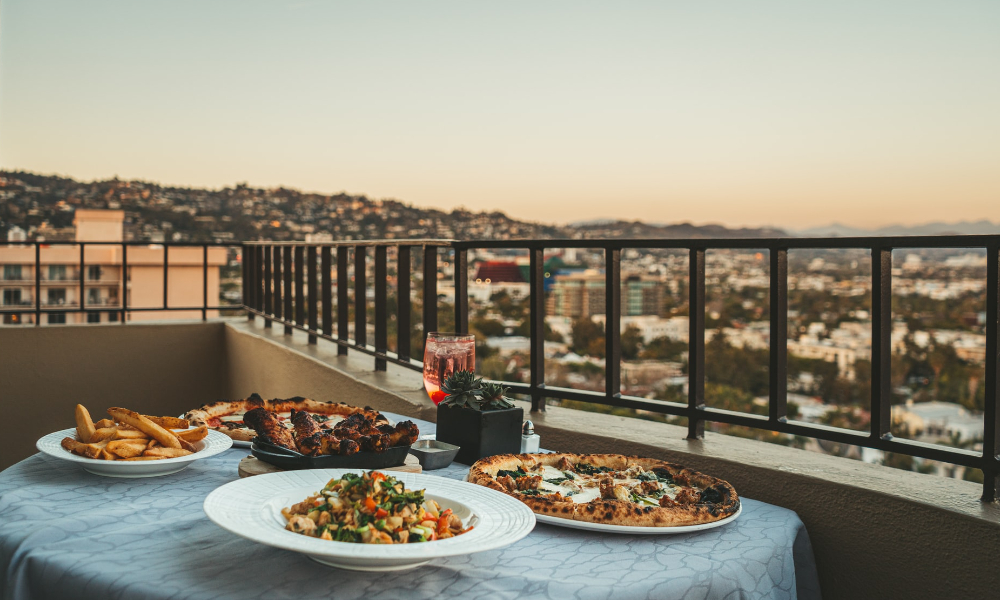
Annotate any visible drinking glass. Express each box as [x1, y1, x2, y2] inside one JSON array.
[[423, 332, 476, 405]]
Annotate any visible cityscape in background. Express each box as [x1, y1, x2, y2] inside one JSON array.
[[0, 170, 993, 484]]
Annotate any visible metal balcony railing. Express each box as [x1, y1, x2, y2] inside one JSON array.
[[242, 236, 1000, 503], [0, 240, 239, 321]]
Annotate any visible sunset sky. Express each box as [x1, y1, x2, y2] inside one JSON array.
[[1, 1, 997, 229]]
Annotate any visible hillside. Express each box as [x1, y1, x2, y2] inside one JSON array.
[[0, 170, 787, 243]]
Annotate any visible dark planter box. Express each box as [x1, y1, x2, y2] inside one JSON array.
[[436, 404, 524, 465]]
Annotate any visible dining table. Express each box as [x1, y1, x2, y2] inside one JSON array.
[[0, 413, 821, 600]]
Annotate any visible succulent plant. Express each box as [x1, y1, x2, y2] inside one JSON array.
[[478, 381, 515, 410], [439, 370, 482, 409], [439, 371, 514, 411]]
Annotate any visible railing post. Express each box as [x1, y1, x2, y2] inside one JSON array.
[[79, 243, 86, 317], [687, 248, 705, 439], [769, 247, 788, 422], [605, 247, 621, 399], [355, 246, 367, 347], [162, 244, 169, 310], [273, 246, 283, 322], [321, 246, 332, 338], [337, 246, 349, 355], [34, 242, 40, 326], [982, 244, 999, 502], [243, 245, 253, 321], [263, 245, 272, 327], [307, 246, 318, 343], [121, 243, 128, 324], [397, 246, 411, 362], [283, 245, 293, 335], [203, 244, 210, 321], [529, 247, 545, 412], [422, 246, 438, 354], [454, 247, 468, 335], [374, 245, 388, 370], [295, 246, 305, 329], [870, 246, 892, 440]]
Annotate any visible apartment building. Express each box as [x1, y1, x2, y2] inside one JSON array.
[[0, 210, 227, 325]]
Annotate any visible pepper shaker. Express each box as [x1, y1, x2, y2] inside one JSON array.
[[520, 420, 540, 453]]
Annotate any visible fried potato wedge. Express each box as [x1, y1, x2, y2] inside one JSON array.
[[91, 427, 119, 442], [101, 449, 119, 461], [173, 425, 208, 442], [142, 447, 192, 458], [107, 439, 148, 459], [61, 437, 108, 459], [94, 418, 115, 429], [75, 404, 96, 443], [113, 428, 149, 440], [107, 407, 181, 449], [147, 439, 159, 449], [143, 415, 189, 429]]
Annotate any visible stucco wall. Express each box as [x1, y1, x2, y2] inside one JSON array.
[[0, 322, 229, 470]]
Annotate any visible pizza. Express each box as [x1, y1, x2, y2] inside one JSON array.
[[469, 453, 740, 527], [184, 394, 384, 443]]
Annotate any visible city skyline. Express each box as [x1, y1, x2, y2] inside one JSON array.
[[2, 1, 998, 229]]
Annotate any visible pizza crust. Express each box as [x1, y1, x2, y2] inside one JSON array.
[[469, 453, 740, 528]]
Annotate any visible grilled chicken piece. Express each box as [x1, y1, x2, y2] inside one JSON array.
[[244, 408, 297, 451], [377, 421, 420, 447], [291, 409, 321, 451], [298, 431, 360, 456]]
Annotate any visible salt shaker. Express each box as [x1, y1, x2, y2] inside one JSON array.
[[520, 420, 540, 453]]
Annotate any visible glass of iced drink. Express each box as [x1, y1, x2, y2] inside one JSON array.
[[423, 333, 476, 405]]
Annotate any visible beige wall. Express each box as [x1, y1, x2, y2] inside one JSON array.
[[0, 322, 229, 470]]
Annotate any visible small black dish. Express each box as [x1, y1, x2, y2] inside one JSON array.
[[250, 438, 409, 470]]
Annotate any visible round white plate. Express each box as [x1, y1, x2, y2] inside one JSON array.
[[203, 468, 536, 571], [36, 428, 233, 478], [534, 502, 741, 534]]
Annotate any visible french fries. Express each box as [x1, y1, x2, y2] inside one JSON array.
[[143, 415, 189, 429], [143, 447, 193, 458], [62, 404, 207, 462], [107, 408, 181, 449], [75, 404, 96, 443], [174, 425, 208, 442]]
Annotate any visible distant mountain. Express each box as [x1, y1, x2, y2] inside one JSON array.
[[795, 220, 999, 237], [567, 220, 788, 239]]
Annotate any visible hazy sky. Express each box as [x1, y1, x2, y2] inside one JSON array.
[[1, 1, 998, 229]]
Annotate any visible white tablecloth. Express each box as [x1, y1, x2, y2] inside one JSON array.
[[0, 414, 820, 600]]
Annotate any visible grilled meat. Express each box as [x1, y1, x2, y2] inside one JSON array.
[[298, 431, 360, 456], [244, 408, 298, 451], [376, 420, 420, 447], [290, 409, 321, 452]]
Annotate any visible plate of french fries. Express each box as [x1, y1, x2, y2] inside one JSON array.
[[35, 404, 233, 478]]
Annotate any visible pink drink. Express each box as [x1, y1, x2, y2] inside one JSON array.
[[423, 333, 475, 404]]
